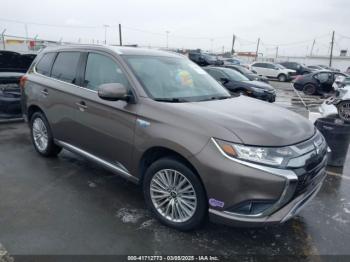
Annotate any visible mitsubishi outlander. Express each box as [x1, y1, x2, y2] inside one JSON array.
[[21, 45, 328, 230]]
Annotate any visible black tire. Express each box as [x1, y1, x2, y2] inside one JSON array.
[[337, 100, 350, 123], [30, 111, 62, 157], [278, 74, 287, 82], [143, 157, 207, 231], [303, 84, 317, 95]]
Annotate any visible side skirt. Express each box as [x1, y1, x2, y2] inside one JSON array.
[[54, 139, 139, 184]]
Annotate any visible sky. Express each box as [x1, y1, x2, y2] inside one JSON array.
[[1, 0, 350, 56]]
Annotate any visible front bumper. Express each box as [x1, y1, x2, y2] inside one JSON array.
[[209, 166, 326, 227], [192, 134, 328, 227]]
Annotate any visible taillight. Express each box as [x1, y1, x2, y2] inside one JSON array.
[[19, 75, 28, 89], [295, 75, 303, 81]]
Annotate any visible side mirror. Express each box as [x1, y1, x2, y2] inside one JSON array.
[[220, 77, 230, 84], [98, 83, 129, 101]]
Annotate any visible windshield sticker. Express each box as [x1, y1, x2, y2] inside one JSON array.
[[209, 198, 225, 208], [175, 70, 194, 87]]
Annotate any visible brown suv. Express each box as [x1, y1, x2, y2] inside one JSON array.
[[21, 45, 328, 230]]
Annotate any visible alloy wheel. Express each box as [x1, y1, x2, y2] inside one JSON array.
[[32, 118, 49, 152], [150, 169, 197, 223], [338, 102, 350, 121]]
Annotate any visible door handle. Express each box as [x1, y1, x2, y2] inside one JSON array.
[[76, 101, 88, 111], [41, 89, 49, 96]]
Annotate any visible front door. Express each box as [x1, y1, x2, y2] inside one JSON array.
[[316, 72, 333, 93], [71, 52, 138, 172]]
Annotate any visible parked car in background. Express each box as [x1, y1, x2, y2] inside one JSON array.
[[250, 62, 296, 82], [279, 62, 313, 75], [188, 52, 223, 66], [0, 51, 36, 73], [204, 66, 276, 102], [293, 70, 348, 95], [222, 64, 269, 83], [307, 65, 323, 71], [22, 45, 327, 230], [346, 67, 350, 74], [0, 51, 36, 119], [222, 57, 241, 65], [317, 65, 340, 72], [319, 75, 350, 122]]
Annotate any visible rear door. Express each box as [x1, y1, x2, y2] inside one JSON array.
[[70, 51, 137, 171], [44, 51, 84, 144], [314, 72, 333, 93]]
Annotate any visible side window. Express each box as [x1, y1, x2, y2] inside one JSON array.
[[189, 53, 198, 60], [51, 52, 81, 84], [316, 72, 331, 83], [83, 53, 129, 91], [35, 53, 56, 76], [253, 63, 263, 67], [266, 64, 275, 69], [289, 63, 298, 70], [335, 73, 345, 79]]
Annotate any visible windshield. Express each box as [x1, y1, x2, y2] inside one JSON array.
[[276, 64, 286, 69], [123, 55, 230, 102], [221, 68, 249, 81], [234, 66, 253, 75], [202, 54, 217, 61]]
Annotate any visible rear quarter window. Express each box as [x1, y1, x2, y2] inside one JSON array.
[[51, 52, 81, 84], [35, 53, 57, 76], [253, 63, 264, 67]]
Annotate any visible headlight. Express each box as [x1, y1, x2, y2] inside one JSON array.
[[213, 138, 298, 167], [250, 87, 264, 93]]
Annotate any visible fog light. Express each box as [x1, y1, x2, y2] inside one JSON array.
[[228, 200, 275, 215]]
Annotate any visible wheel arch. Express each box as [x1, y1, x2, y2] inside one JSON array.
[[27, 104, 45, 121], [138, 146, 206, 193]]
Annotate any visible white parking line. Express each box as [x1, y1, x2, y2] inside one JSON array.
[[327, 171, 350, 181]]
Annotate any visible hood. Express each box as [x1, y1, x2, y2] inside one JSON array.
[[168, 96, 315, 146], [230, 80, 275, 92], [284, 69, 296, 73], [244, 80, 275, 91]]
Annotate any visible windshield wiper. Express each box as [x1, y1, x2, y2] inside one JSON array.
[[206, 96, 232, 101], [154, 98, 188, 103]]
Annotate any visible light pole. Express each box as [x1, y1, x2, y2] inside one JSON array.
[[1, 29, 6, 50], [103, 24, 110, 45], [166, 31, 170, 49]]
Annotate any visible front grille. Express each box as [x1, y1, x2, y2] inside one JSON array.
[[292, 132, 328, 196], [294, 156, 326, 195]]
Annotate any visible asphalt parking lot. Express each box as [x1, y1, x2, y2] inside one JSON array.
[[0, 82, 349, 260]]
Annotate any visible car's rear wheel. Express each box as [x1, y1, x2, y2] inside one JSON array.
[[278, 74, 287, 82], [143, 157, 207, 231], [337, 100, 350, 122], [303, 84, 317, 95], [30, 111, 62, 157]]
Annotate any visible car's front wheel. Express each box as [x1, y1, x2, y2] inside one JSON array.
[[337, 100, 350, 122], [30, 111, 62, 157], [143, 157, 207, 231]]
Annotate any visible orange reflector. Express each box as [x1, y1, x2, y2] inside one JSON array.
[[222, 144, 237, 157]]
